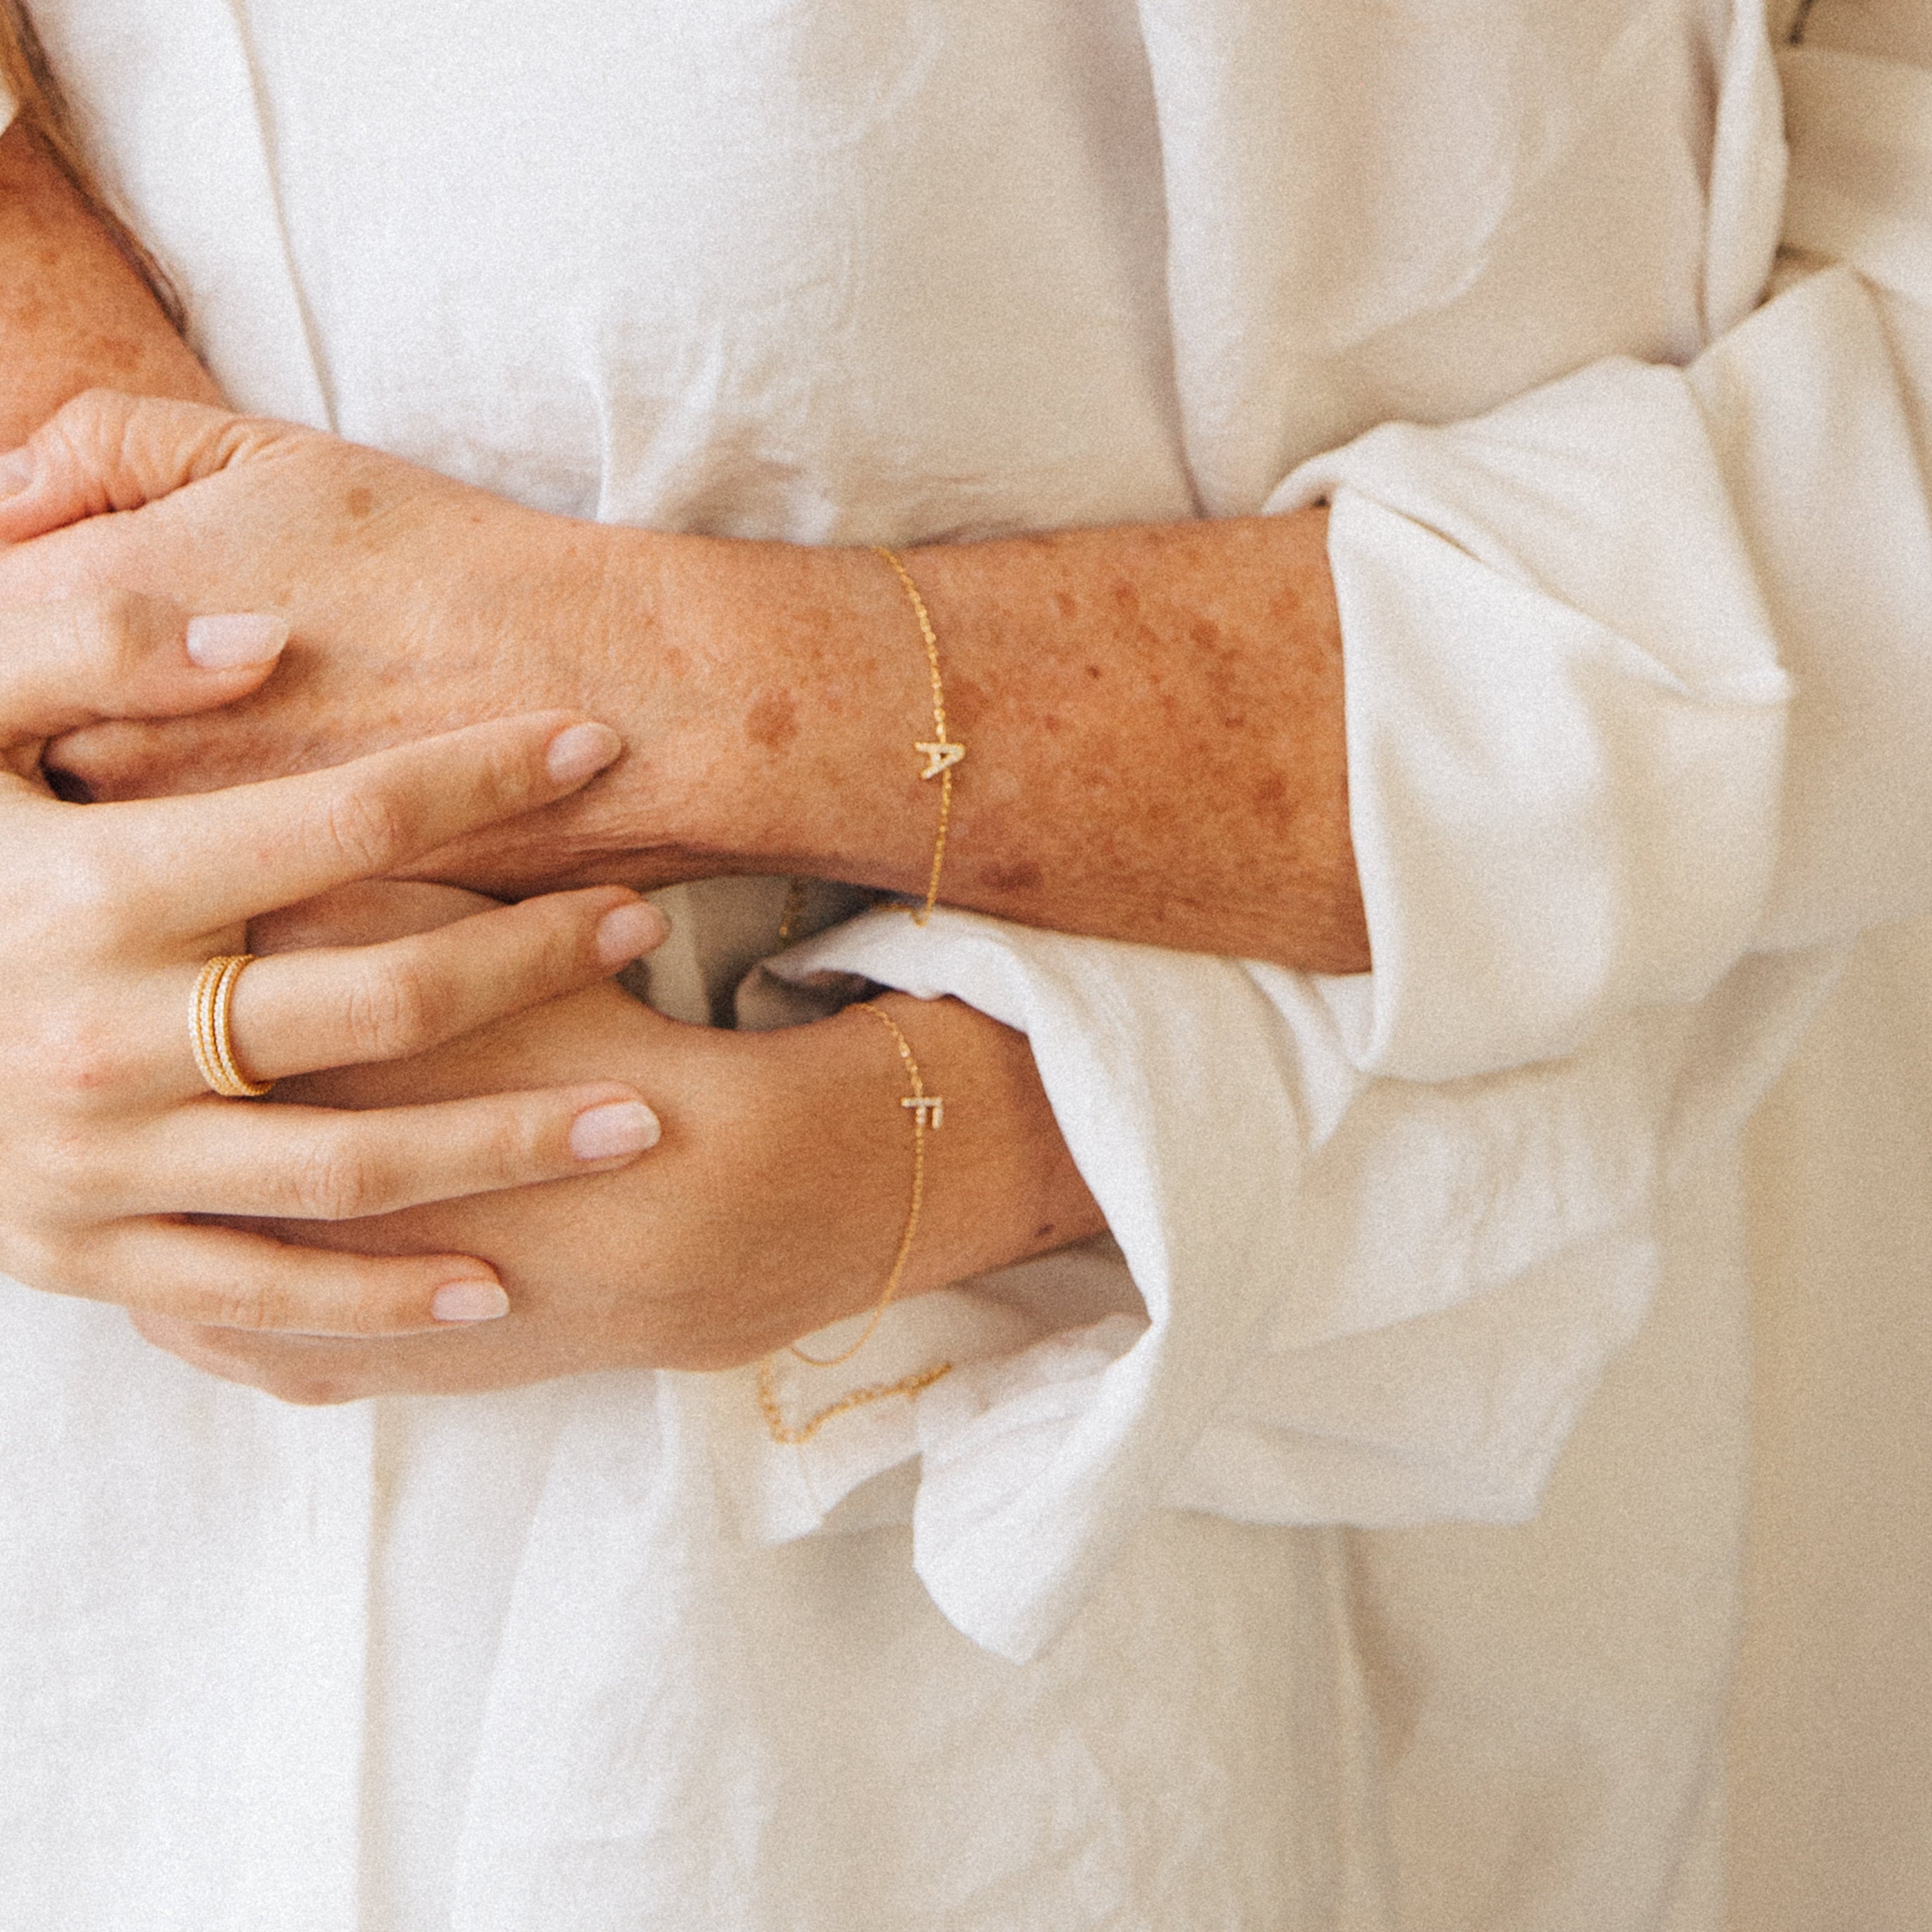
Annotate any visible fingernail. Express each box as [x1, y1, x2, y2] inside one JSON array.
[[594, 900, 669, 967], [0, 448, 33, 497], [546, 722, 623, 786], [431, 1280, 510, 1323], [569, 1099, 661, 1160], [185, 612, 290, 668]]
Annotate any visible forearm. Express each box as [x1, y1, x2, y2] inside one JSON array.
[[0, 117, 220, 440], [590, 511, 1368, 974]]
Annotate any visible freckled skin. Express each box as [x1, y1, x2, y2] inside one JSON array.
[[978, 859, 1045, 895], [0, 118, 1365, 972], [744, 688, 800, 752], [668, 513, 1366, 972], [0, 122, 220, 445]]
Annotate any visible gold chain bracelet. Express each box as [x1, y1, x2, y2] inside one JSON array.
[[875, 545, 963, 925], [756, 1000, 954, 1444]]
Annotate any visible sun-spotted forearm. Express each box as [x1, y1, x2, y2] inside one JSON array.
[[0, 117, 221, 443], [581, 509, 1369, 973]]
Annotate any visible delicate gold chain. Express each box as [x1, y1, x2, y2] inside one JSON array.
[[791, 1003, 934, 1367], [775, 876, 810, 947], [757, 1000, 953, 1444], [874, 546, 963, 925], [757, 1356, 953, 1448]]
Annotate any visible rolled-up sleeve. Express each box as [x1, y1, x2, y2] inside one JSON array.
[[760, 14, 1932, 1662]]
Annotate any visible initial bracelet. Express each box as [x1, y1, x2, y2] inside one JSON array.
[[875, 545, 963, 925], [756, 1000, 954, 1445]]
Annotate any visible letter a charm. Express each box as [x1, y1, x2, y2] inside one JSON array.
[[916, 740, 965, 780]]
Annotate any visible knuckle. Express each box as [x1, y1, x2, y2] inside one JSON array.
[[343, 954, 437, 1061], [475, 730, 538, 811], [24, 1004, 135, 1112], [288, 1131, 390, 1221], [307, 785, 408, 878], [73, 590, 151, 680], [478, 1104, 548, 1186], [186, 1276, 283, 1332]]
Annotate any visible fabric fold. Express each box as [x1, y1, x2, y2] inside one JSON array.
[[761, 14, 1932, 1667]]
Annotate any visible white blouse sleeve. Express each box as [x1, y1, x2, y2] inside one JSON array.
[[762, 2, 1932, 1662], [1280, 21, 1932, 1077]]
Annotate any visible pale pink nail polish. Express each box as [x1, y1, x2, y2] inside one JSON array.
[[431, 1280, 510, 1323], [569, 1100, 661, 1160], [595, 900, 669, 967], [545, 722, 623, 785], [186, 612, 290, 668]]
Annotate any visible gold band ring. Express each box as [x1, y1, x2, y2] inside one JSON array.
[[189, 954, 274, 1099]]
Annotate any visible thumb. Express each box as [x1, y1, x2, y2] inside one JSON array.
[[0, 389, 289, 544], [0, 594, 287, 757]]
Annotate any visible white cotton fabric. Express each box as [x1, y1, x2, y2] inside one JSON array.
[[1, 0, 1930, 1925]]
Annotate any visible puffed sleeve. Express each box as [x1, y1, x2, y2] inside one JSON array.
[[755, 2, 1932, 1662]]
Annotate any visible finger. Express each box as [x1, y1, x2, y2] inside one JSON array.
[[223, 889, 667, 1081], [133, 1081, 662, 1221], [104, 711, 625, 933], [129, 1312, 381, 1406], [0, 390, 287, 544], [0, 592, 286, 750], [93, 1219, 513, 1338]]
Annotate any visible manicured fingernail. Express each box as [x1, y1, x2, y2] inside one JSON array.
[[185, 612, 290, 668], [431, 1280, 510, 1323], [0, 448, 33, 497], [546, 722, 623, 786], [569, 1099, 660, 1160], [595, 900, 668, 967]]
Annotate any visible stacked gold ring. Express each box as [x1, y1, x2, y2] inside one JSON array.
[[189, 954, 274, 1098]]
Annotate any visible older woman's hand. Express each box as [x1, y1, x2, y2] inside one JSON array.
[[0, 384, 1367, 970], [0, 387, 703, 898], [0, 591, 677, 1336]]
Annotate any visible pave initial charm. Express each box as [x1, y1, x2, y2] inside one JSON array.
[[902, 1093, 947, 1130], [916, 740, 965, 780]]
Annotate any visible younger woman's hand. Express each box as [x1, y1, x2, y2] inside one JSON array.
[[129, 887, 1106, 1406], [0, 592, 674, 1337]]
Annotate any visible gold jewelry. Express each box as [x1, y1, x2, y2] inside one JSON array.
[[775, 876, 810, 947], [757, 999, 953, 1444], [875, 546, 963, 925], [189, 954, 273, 1098]]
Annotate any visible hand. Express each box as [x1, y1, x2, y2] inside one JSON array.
[[0, 388, 1368, 971], [0, 589, 676, 1335], [132, 886, 1105, 1405], [0, 389, 699, 895]]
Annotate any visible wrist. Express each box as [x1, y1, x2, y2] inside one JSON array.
[[752, 995, 1104, 1344], [611, 529, 943, 888]]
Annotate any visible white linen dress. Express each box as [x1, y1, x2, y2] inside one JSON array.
[[2, 0, 1930, 1925]]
